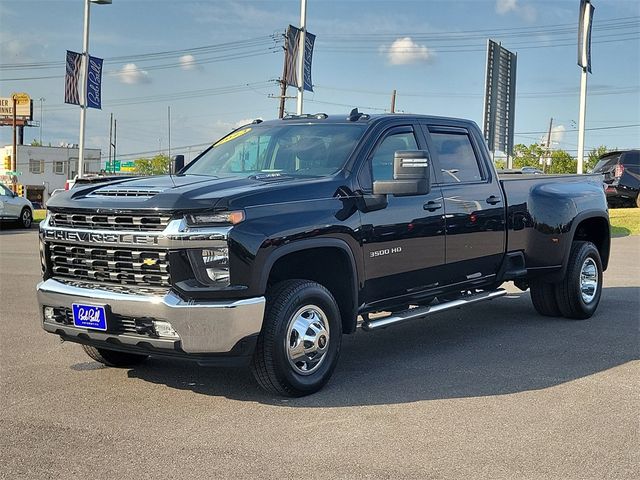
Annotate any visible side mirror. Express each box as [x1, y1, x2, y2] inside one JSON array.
[[373, 150, 431, 197], [172, 154, 185, 174]]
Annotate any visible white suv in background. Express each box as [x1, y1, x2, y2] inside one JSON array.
[[0, 184, 33, 228]]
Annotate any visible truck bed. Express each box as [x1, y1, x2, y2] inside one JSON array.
[[498, 173, 606, 272]]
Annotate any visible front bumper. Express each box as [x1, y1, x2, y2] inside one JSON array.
[[37, 278, 265, 358]]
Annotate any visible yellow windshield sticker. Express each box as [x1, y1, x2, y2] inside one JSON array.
[[213, 128, 252, 147]]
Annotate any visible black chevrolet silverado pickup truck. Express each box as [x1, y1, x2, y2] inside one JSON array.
[[38, 112, 610, 396]]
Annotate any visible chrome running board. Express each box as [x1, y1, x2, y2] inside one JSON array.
[[361, 289, 507, 331]]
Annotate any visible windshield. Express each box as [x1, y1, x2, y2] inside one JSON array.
[[184, 123, 366, 178]]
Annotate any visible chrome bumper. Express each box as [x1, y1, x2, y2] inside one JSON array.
[[36, 278, 265, 354]]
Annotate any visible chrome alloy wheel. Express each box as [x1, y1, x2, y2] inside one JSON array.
[[22, 209, 32, 228], [285, 305, 330, 375], [580, 257, 598, 304]]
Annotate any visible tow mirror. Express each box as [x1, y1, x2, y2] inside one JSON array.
[[172, 154, 185, 174], [373, 150, 431, 196]]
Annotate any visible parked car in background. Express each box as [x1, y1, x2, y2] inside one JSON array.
[[592, 150, 640, 207], [0, 184, 33, 228]]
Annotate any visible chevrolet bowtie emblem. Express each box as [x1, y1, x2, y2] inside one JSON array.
[[142, 258, 158, 266]]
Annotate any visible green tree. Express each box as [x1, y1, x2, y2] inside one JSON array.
[[547, 149, 576, 174], [585, 145, 612, 173], [133, 154, 170, 175], [30, 139, 42, 146], [512, 143, 544, 169]]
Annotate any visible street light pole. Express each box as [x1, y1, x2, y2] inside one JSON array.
[[295, 0, 307, 115], [78, 0, 91, 178], [38, 97, 45, 145], [78, 0, 111, 179]]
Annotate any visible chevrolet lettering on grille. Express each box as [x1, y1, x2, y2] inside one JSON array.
[[44, 229, 159, 246]]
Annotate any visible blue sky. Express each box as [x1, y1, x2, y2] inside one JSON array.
[[1, 0, 638, 163]]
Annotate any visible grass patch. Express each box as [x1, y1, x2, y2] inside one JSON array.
[[609, 208, 640, 236], [33, 209, 47, 222]]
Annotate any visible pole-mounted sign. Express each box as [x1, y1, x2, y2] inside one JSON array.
[[482, 40, 517, 161], [576, 0, 595, 174]]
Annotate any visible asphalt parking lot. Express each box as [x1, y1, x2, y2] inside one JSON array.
[[1, 228, 638, 479]]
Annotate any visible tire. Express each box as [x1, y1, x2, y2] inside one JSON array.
[[530, 280, 562, 317], [554, 241, 603, 320], [19, 208, 32, 229], [82, 345, 148, 367], [635, 193, 640, 208], [251, 280, 342, 397]]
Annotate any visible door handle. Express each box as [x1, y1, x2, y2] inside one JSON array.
[[486, 195, 502, 205], [424, 200, 443, 211]]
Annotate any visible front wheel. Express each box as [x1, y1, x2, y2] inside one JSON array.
[[554, 241, 603, 320], [251, 280, 342, 397], [20, 208, 32, 229]]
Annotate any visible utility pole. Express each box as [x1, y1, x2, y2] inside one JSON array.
[[390, 89, 397, 113], [108, 113, 113, 173], [168, 106, 171, 157], [11, 96, 17, 175], [278, 38, 288, 119], [39, 97, 45, 144], [295, 0, 307, 115], [113, 118, 117, 169]]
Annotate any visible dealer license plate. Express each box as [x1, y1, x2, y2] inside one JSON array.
[[72, 303, 108, 331]]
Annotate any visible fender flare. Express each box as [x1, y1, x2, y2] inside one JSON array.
[[258, 238, 360, 332], [552, 210, 610, 281]]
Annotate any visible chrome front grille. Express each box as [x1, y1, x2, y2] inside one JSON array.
[[49, 244, 170, 288], [49, 212, 171, 231]]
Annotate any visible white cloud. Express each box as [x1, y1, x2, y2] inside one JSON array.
[[115, 63, 151, 84], [550, 125, 566, 145], [496, 0, 517, 14], [495, 0, 537, 22], [540, 124, 566, 146], [380, 37, 435, 66], [179, 54, 201, 71]]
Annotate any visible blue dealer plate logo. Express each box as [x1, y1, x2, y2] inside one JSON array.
[[72, 304, 107, 331]]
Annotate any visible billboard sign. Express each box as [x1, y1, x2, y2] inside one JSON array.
[[483, 40, 517, 155], [0, 93, 32, 120]]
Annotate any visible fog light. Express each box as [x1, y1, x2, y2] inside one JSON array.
[[152, 320, 179, 338], [44, 306, 55, 321]]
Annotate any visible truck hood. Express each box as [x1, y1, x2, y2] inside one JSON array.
[[45, 174, 342, 212]]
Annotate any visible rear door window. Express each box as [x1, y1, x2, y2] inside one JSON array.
[[428, 130, 483, 183]]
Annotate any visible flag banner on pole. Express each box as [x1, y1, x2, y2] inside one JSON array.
[[284, 25, 315, 91], [578, 0, 595, 73], [86, 55, 104, 109], [64, 50, 82, 105], [285, 25, 300, 88], [303, 32, 315, 92]]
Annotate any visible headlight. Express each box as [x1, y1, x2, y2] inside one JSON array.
[[186, 211, 244, 226], [187, 247, 230, 287]]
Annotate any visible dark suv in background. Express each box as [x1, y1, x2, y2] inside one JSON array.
[[592, 150, 640, 207]]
